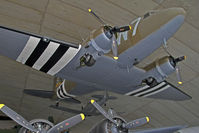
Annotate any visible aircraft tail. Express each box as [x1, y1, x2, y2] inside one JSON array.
[[56, 80, 76, 99]]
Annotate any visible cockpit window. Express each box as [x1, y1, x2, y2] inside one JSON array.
[[143, 11, 156, 19], [144, 12, 150, 19]]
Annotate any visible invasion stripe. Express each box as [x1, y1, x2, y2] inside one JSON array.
[[130, 82, 165, 96], [47, 45, 81, 75], [138, 84, 168, 97], [40, 45, 69, 73], [58, 89, 65, 99], [142, 85, 170, 97], [125, 85, 149, 96], [32, 42, 60, 70], [16, 36, 40, 64], [134, 82, 166, 96], [25, 39, 50, 67]]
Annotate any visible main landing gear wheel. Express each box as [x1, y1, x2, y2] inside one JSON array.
[[18, 119, 54, 133]]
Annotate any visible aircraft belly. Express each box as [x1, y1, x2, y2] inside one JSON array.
[[56, 53, 145, 92], [118, 15, 185, 67]]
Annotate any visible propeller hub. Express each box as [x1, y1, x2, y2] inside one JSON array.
[[169, 56, 185, 68]]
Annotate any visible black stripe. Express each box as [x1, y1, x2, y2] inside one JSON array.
[[129, 86, 151, 96], [60, 85, 68, 97], [58, 89, 64, 99], [138, 84, 168, 97], [40, 45, 69, 73], [25, 39, 50, 67], [130, 82, 166, 96]]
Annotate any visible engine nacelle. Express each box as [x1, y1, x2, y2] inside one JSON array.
[[89, 26, 113, 54], [18, 119, 54, 133], [80, 26, 114, 67], [176, 127, 199, 133], [144, 56, 176, 82]]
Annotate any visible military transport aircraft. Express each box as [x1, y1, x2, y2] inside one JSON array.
[[0, 7, 191, 103], [1, 102, 199, 133]]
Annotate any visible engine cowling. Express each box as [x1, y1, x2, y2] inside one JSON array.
[[89, 26, 113, 54], [89, 117, 128, 133], [79, 26, 115, 67], [18, 119, 54, 133], [144, 56, 176, 82]]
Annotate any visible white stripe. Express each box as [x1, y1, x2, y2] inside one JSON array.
[[125, 85, 149, 96], [32, 42, 60, 70], [142, 85, 170, 97], [16, 36, 40, 64], [47, 45, 81, 75], [134, 82, 166, 97], [56, 80, 75, 99], [56, 88, 62, 99], [61, 80, 76, 98], [61, 80, 67, 94]]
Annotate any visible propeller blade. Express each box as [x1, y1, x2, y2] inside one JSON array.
[[90, 100, 117, 125], [47, 113, 85, 133], [174, 56, 186, 64], [112, 35, 118, 60], [108, 109, 118, 118], [111, 25, 132, 33], [176, 67, 183, 85], [125, 117, 149, 129], [0, 104, 37, 132], [88, 8, 106, 25]]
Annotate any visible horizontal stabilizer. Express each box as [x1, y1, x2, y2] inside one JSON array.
[[132, 125, 186, 133], [23, 89, 54, 99], [23, 89, 81, 104], [126, 81, 191, 101]]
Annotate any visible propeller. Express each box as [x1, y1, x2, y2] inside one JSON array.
[[88, 8, 132, 60], [172, 56, 186, 85], [0, 104, 85, 133], [91, 100, 117, 125], [90, 100, 149, 131], [0, 104, 37, 132], [169, 55, 186, 85], [47, 113, 85, 133], [125, 117, 149, 129], [163, 38, 186, 85]]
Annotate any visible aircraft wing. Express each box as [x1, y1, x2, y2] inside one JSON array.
[[0, 26, 81, 76], [131, 125, 186, 133], [125, 81, 191, 101]]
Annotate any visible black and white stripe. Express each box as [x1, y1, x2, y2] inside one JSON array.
[[125, 82, 170, 97], [16, 36, 81, 75], [56, 80, 76, 99]]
